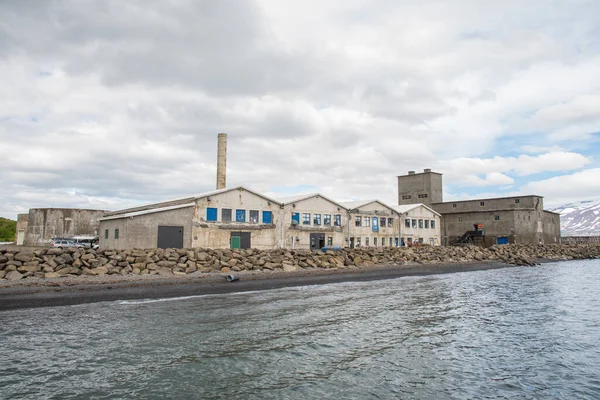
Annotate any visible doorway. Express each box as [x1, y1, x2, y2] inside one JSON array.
[[231, 232, 251, 249], [310, 233, 325, 251], [157, 226, 184, 249]]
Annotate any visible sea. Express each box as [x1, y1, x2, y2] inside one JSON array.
[[1, 260, 599, 399]]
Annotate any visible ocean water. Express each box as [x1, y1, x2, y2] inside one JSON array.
[[1, 260, 599, 399]]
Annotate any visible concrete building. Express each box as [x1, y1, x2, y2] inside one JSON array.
[[393, 204, 442, 246], [21, 208, 108, 246], [340, 200, 400, 248], [397, 169, 443, 206], [397, 169, 561, 246], [99, 186, 282, 250], [277, 194, 348, 251]]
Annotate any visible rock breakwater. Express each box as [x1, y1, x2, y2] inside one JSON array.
[[1, 244, 599, 281]]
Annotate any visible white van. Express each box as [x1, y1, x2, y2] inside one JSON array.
[[72, 236, 99, 249]]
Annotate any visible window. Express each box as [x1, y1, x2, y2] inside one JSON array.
[[357, 237, 361, 247], [249, 210, 259, 224], [372, 217, 378, 232], [292, 212, 300, 224], [515, 199, 520, 204], [324, 214, 331, 225], [388, 218, 393, 227], [365, 237, 370, 246], [114, 229, 119, 239], [206, 207, 218, 222], [364, 217, 371, 227], [381, 217, 386, 227], [495, 215, 500, 221], [334, 214, 342, 226], [313, 214, 322, 225], [222, 208, 232, 223], [418, 194, 428, 199], [405, 219, 410, 228], [303, 213, 311, 225], [374, 237, 378, 246], [418, 238, 424, 244], [431, 220, 436, 229], [402, 195, 412, 200], [480, 201, 485, 206], [236, 209, 246, 223], [453, 204, 457, 208], [419, 219, 423, 229], [382, 238, 386, 246], [412, 219, 417, 228], [355, 216, 362, 226], [407, 237, 413, 244], [458, 217, 463, 222], [262, 211, 272, 224], [104, 229, 108, 240], [425, 220, 430, 229], [327, 237, 333, 246]]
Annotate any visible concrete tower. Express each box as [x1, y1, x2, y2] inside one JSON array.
[[397, 168, 443, 206], [216, 133, 227, 190]]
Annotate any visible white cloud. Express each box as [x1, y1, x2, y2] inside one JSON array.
[[522, 169, 600, 207], [1, 0, 600, 219]]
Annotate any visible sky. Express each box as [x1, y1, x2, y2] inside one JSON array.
[[1, 0, 599, 220]]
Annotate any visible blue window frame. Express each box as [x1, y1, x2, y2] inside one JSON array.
[[263, 211, 273, 224], [372, 217, 379, 232], [206, 207, 218, 222], [292, 213, 300, 224], [236, 209, 246, 223]]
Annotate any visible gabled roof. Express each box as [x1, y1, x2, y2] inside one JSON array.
[[276, 193, 348, 210], [339, 199, 399, 215], [392, 203, 442, 217], [102, 186, 281, 219]]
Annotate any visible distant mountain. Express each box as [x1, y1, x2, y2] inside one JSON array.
[[551, 199, 600, 237]]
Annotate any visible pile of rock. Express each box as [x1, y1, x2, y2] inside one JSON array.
[[1, 244, 599, 281]]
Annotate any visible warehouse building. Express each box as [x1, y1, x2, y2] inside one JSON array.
[[393, 204, 442, 246], [397, 169, 561, 246], [340, 200, 400, 248]]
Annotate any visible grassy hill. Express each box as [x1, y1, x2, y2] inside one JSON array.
[[0, 217, 16, 242]]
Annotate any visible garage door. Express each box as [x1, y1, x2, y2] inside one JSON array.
[[157, 226, 184, 249]]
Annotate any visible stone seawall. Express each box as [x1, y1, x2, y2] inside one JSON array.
[[1, 244, 600, 281]]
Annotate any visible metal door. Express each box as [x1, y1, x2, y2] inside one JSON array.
[[157, 226, 184, 249], [497, 237, 509, 245], [231, 232, 251, 249], [231, 235, 241, 249]]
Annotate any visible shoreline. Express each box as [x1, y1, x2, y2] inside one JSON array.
[[0, 261, 519, 311]]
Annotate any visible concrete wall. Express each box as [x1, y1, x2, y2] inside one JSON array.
[[99, 206, 194, 250], [282, 195, 347, 250], [397, 170, 443, 206], [397, 205, 441, 245], [542, 211, 561, 244], [16, 214, 28, 245], [347, 201, 400, 248], [24, 208, 108, 246], [561, 236, 600, 244], [432, 195, 543, 214], [192, 188, 280, 250]]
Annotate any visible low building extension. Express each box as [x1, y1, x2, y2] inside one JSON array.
[[21, 208, 108, 246]]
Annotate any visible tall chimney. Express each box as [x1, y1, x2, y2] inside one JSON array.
[[216, 133, 227, 190]]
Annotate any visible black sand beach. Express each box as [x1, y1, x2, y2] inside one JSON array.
[[0, 261, 514, 311]]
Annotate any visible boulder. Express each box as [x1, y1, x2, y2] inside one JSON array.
[[5, 271, 23, 281]]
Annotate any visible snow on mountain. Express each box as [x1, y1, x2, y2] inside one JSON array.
[[550, 199, 600, 237]]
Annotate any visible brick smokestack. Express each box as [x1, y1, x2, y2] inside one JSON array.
[[216, 133, 227, 190]]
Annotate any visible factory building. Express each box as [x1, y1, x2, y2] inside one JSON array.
[[99, 186, 282, 250], [277, 194, 348, 251], [393, 204, 442, 246], [340, 200, 401, 248], [397, 169, 561, 246]]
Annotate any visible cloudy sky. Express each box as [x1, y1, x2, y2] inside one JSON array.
[[1, 0, 599, 220]]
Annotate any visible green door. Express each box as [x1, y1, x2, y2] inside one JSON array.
[[231, 235, 241, 249]]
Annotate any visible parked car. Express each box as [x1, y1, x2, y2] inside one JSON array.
[[50, 239, 84, 249]]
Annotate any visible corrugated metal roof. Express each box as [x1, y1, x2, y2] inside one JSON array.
[[392, 203, 442, 217], [99, 203, 195, 221]]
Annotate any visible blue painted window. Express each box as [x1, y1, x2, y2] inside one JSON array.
[[236, 209, 246, 223], [206, 207, 218, 222], [372, 217, 379, 232], [263, 211, 273, 224], [292, 213, 300, 224]]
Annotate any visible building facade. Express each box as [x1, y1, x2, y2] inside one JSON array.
[[99, 187, 282, 250], [341, 200, 400, 248], [21, 208, 108, 246], [393, 204, 442, 246], [277, 194, 348, 251], [397, 169, 561, 246]]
